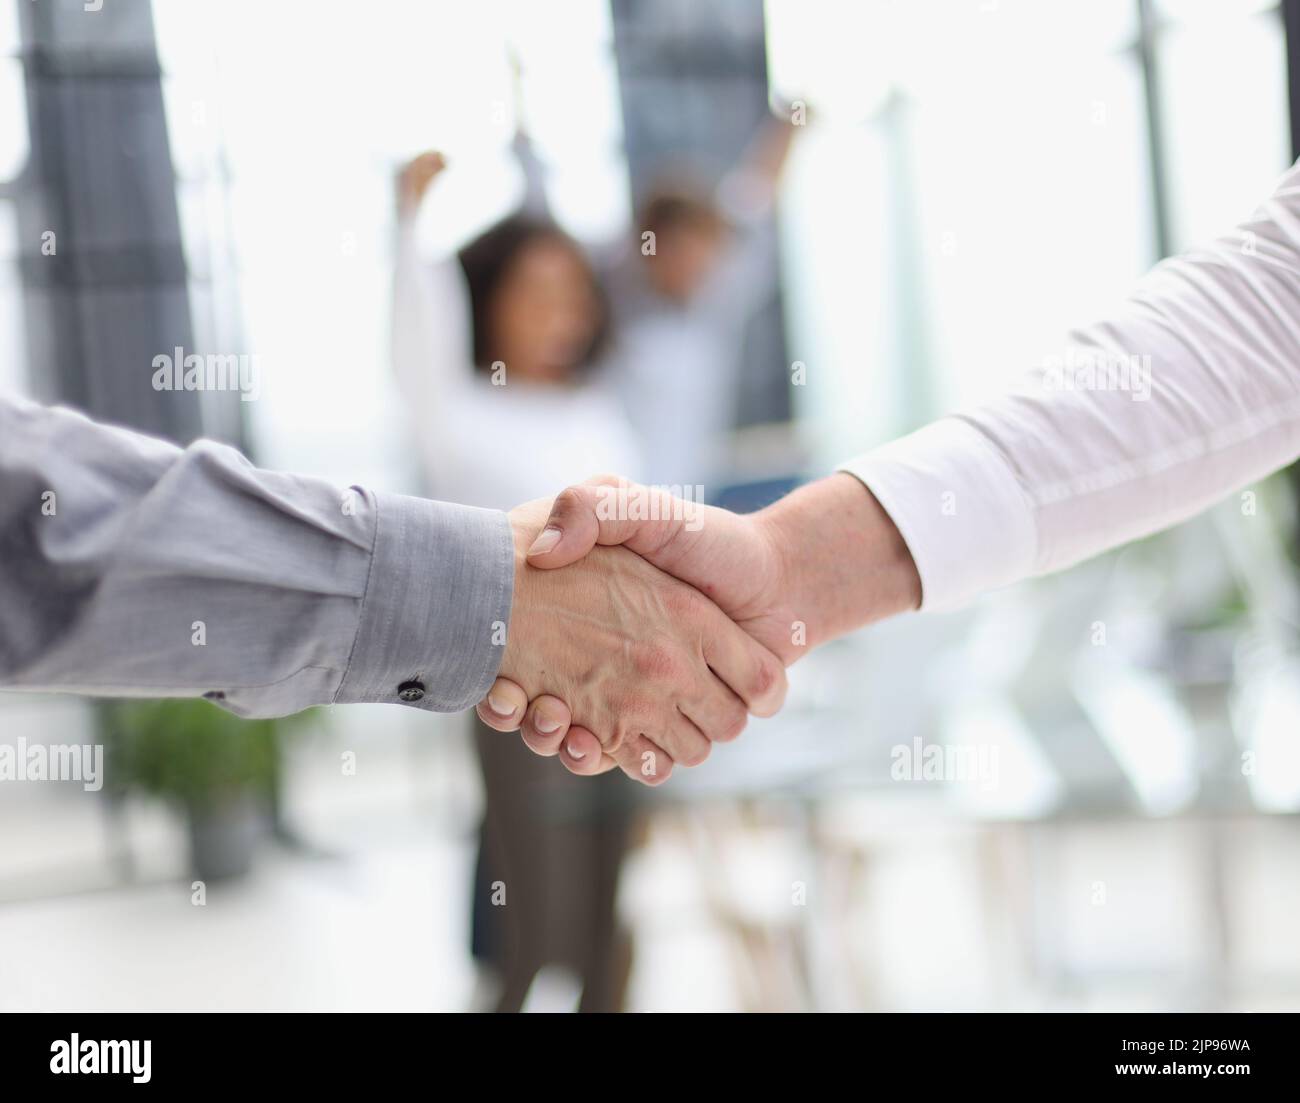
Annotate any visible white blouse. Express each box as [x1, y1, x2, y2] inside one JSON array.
[[391, 213, 642, 512]]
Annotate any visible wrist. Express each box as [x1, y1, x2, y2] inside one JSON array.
[[500, 506, 547, 684], [757, 473, 920, 650]]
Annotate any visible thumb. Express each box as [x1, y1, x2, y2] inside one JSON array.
[[526, 476, 687, 568]]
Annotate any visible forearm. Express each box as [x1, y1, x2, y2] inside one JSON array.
[[390, 211, 476, 431], [736, 114, 796, 191], [0, 398, 512, 715], [757, 472, 920, 650]]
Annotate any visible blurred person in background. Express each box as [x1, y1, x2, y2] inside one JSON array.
[[391, 150, 642, 1012], [603, 114, 798, 489]]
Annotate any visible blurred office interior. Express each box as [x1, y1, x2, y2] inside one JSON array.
[[2, 0, 1300, 1011]]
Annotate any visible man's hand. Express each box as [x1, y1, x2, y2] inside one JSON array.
[[492, 497, 788, 785], [480, 476, 921, 774]]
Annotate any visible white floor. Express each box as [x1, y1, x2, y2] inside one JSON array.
[[5, 697, 1300, 1012], [0, 843, 480, 1012]]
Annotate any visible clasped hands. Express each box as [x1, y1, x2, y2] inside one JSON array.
[[484, 474, 922, 785]]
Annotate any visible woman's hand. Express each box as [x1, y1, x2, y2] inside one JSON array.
[[396, 151, 447, 213]]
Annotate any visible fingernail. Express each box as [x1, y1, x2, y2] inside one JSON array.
[[486, 693, 515, 717], [565, 740, 586, 760], [535, 715, 561, 734], [527, 526, 561, 556]]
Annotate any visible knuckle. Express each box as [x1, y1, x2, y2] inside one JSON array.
[[716, 706, 747, 743], [631, 640, 684, 684], [550, 485, 584, 520], [676, 740, 711, 768], [750, 654, 785, 706], [637, 754, 672, 785], [617, 732, 673, 784]]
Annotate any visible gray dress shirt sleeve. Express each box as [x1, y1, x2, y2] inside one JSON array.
[[0, 396, 514, 717]]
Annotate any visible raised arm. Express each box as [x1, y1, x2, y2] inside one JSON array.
[[695, 115, 798, 321], [390, 152, 478, 470]]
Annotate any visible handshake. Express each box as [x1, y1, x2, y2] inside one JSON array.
[[481, 473, 923, 785]]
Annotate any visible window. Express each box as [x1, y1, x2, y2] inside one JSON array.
[[767, 0, 1289, 468], [151, 0, 630, 486]]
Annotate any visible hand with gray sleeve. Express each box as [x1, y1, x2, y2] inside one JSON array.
[[0, 397, 786, 785]]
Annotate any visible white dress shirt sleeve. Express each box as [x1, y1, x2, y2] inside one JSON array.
[[840, 159, 1300, 612]]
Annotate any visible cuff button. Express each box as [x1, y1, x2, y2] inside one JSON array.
[[397, 680, 426, 703]]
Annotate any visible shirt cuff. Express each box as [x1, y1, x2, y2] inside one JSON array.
[[837, 418, 1037, 613], [337, 490, 514, 711]]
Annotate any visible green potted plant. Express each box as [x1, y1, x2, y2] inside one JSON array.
[[102, 698, 301, 881]]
